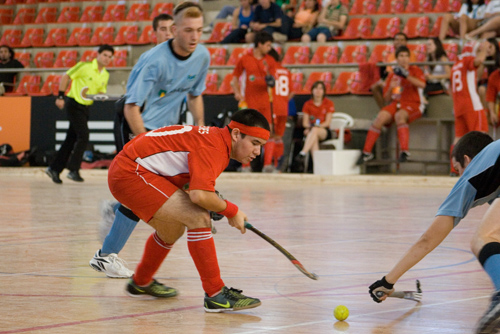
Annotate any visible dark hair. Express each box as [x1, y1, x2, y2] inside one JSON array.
[[153, 13, 173, 31], [395, 45, 410, 58], [254, 31, 273, 48], [486, 37, 500, 75], [467, 0, 485, 13], [452, 131, 493, 167], [0, 45, 14, 59], [427, 37, 447, 70], [98, 44, 115, 55], [311, 81, 326, 101], [268, 48, 281, 62], [173, 1, 203, 16], [394, 32, 408, 42], [229, 109, 270, 132]]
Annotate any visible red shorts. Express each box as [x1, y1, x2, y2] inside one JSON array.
[[382, 101, 424, 123], [108, 155, 179, 222], [455, 109, 489, 137], [273, 115, 287, 137], [248, 100, 271, 124]]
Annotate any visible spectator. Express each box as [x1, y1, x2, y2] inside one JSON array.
[[0, 45, 24, 95], [486, 46, 500, 126], [300, 0, 348, 43], [45, 45, 114, 184], [439, 0, 486, 41], [423, 37, 451, 96], [152, 13, 174, 44], [203, 0, 257, 33], [294, 81, 335, 173], [287, 0, 320, 41], [220, 0, 255, 44], [247, 0, 285, 43], [465, 0, 500, 39], [276, 0, 298, 17], [357, 46, 426, 165]]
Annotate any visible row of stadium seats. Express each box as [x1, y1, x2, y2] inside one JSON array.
[[1, 25, 157, 48], [14, 48, 128, 68], [348, 0, 461, 15], [0, 3, 172, 24]]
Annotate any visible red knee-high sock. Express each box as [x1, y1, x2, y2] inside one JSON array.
[[263, 139, 275, 166], [187, 228, 225, 296], [134, 232, 173, 286], [363, 126, 381, 153], [397, 124, 410, 152], [450, 144, 458, 174], [273, 140, 284, 167]]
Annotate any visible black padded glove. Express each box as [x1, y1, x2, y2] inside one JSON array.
[[265, 74, 276, 88], [393, 66, 409, 79], [368, 276, 394, 303]]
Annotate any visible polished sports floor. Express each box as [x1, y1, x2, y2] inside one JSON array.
[[0, 169, 493, 334]]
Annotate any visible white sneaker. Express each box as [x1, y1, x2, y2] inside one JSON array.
[[98, 200, 117, 243], [89, 250, 134, 278], [202, 26, 212, 33], [262, 165, 276, 173]]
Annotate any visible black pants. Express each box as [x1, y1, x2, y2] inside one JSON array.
[[50, 97, 89, 173], [113, 96, 150, 153], [221, 28, 247, 43]]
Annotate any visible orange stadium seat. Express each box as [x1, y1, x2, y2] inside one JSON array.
[[112, 25, 138, 45], [349, 71, 372, 95], [282, 46, 310, 65], [290, 72, 304, 94], [54, 50, 78, 68], [34, 52, 55, 68], [35, 7, 58, 23], [217, 73, 234, 95], [207, 47, 227, 66], [14, 52, 31, 67], [0, 9, 14, 24], [13, 7, 36, 24], [103, 4, 126, 22], [407, 43, 427, 62], [80, 5, 104, 22], [226, 47, 252, 66], [339, 45, 368, 64], [334, 17, 372, 40], [205, 22, 231, 43], [127, 3, 150, 21], [130, 26, 155, 45], [370, 17, 401, 39], [57, 6, 80, 23], [203, 72, 219, 95], [31, 75, 62, 96], [444, 42, 459, 61], [405, 0, 433, 13], [0, 29, 23, 48], [90, 26, 114, 46], [434, 0, 461, 13], [44, 28, 68, 47], [330, 71, 352, 95], [349, 0, 377, 15], [310, 45, 340, 64], [403, 16, 430, 39], [368, 44, 392, 63], [150, 2, 174, 19], [430, 16, 454, 38], [81, 50, 97, 62], [110, 49, 128, 67], [19, 28, 45, 48], [303, 72, 333, 94], [66, 27, 92, 46], [4, 75, 41, 96], [377, 0, 405, 14]]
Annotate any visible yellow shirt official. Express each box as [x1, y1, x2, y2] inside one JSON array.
[[66, 59, 109, 106]]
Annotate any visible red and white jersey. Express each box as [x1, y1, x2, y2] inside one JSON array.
[[120, 125, 232, 192], [451, 55, 484, 116], [487, 68, 500, 103], [383, 65, 425, 104], [302, 98, 335, 125], [272, 66, 291, 117]]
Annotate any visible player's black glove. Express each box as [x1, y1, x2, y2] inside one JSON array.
[[369, 276, 394, 303], [209, 190, 225, 221], [265, 74, 276, 88], [393, 66, 409, 79]]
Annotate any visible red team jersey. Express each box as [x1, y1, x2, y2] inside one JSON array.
[[383, 66, 425, 104], [233, 53, 278, 123], [272, 66, 291, 117], [486, 69, 500, 104], [451, 55, 484, 116], [302, 98, 335, 126]]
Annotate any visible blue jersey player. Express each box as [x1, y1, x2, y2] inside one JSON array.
[[90, 2, 210, 279], [369, 131, 500, 334]]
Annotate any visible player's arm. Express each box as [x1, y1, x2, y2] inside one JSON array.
[[124, 103, 147, 136], [474, 41, 489, 67], [231, 75, 243, 101], [369, 215, 454, 302], [55, 74, 71, 110], [320, 112, 333, 128], [187, 94, 205, 126], [383, 76, 396, 102], [406, 75, 426, 89]]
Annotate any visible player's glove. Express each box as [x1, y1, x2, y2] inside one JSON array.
[[265, 74, 276, 88], [209, 190, 225, 221], [369, 276, 394, 303], [393, 66, 409, 79]]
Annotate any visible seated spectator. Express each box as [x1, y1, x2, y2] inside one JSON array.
[[424, 37, 451, 96], [465, 0, 500, 39], [276, 0, 298, 17], [203, 1, 257, 33], [247, 0, 286, 43], [221, 0, 255, 43], [0, 45, 24, 95], [294, 81, 335, 173], [439, 0, 486, 41], [300, 0, 347, 43], [287, 0, 320, 40], [357, 46, 426, 165]]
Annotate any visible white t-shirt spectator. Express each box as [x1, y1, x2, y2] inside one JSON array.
[[484, 0, 500, 17], [455, 3, 486, 19]]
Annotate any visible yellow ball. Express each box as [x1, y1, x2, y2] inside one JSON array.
[[334, 305, 349, 321]]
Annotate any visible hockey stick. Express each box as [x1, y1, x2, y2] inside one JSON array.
[[244, 222, 318, 280], [376, 280, 422, 302]]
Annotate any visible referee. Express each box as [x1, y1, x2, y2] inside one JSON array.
[[46, 44, 114, 184]]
